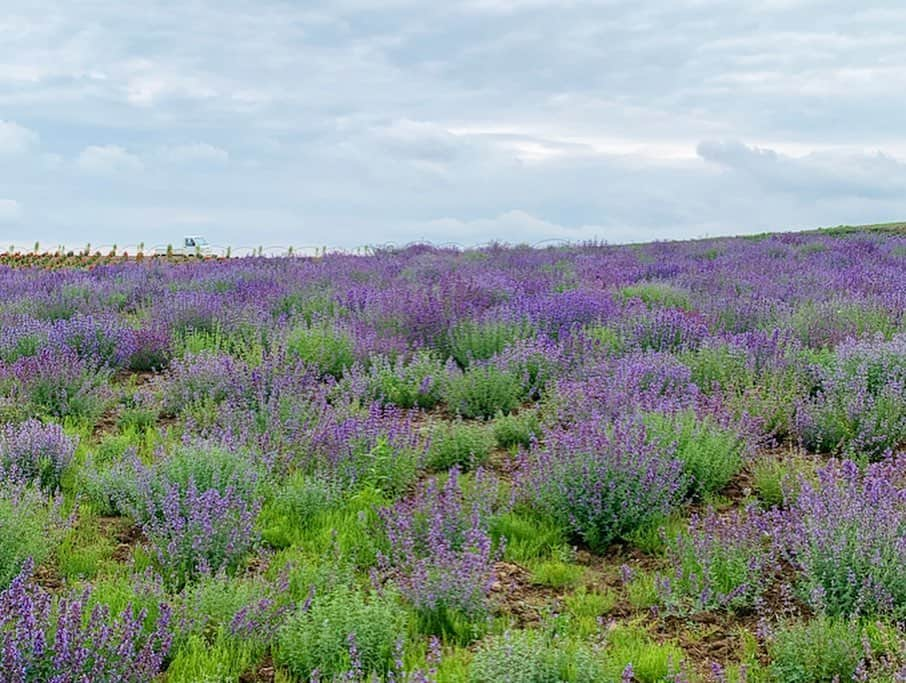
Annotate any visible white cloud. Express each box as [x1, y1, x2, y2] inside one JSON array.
[[697, 140, 906, 198], [404, 210, 603, 245], [0, 120, 38, 156], [76, 145, 143, 174], [2, 1, 906, 246], [158, 143, 229, 164], [0, 199, 22, 223]]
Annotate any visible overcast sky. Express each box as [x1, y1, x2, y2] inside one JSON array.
[[2, 1, 906, 249]]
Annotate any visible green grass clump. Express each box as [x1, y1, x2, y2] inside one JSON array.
[[602, 624, 686, 682], [259, 473, 340, 549], [426, 421, 494, 471], [449, 319, 534, 368], [445, 365, 524, 419], [620, 282, 691, 310], [491, 509, 568, 564], [286, 323, 356, 378], [750, 453, 817, 507], [493, 410, 541, 449], [530, 560, 585, 589], [276, 584, 406, 681], [644, 409, 745, 497], [166, 634, 261, 683], [469, 629, 603, 683]]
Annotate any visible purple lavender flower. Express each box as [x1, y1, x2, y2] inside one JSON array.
[[380, 467, 503, 624], [0, 560, 172, 682]]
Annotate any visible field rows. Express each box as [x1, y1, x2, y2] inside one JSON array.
[[0, 230, 905, 681]]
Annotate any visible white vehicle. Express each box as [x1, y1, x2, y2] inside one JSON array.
[[181, 236, 210, 254]]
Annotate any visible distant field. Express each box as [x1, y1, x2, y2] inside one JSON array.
[[0, 227, 904, 681]]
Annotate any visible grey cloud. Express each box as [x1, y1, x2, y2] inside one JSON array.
[[0, 119, 37, 155], [1, 1, 906, 247], [698, 140, 906, 199]]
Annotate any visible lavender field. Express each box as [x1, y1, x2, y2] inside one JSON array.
[[1, 227, 905, 682]]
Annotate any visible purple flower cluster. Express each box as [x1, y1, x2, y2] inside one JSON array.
[[518, 416, 686, 551], [658, 506, 782, 614], [783, 456, 906, 619], [795, 334, 906, 457], [0, 419, 76, 491], [141, 479, 260, 589], [0, 560, 172, 682], [0, 347, 110, 419], [380, 468, 502, 620]]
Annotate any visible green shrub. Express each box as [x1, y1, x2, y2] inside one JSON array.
[[368, 351, 448, 409], [493, 410, 541, 449], [449, 319, 533, 368], [750, 453, 817, 507], [469, 630, 602, 683], [276, 584, 405, 681], [426, 421, 494, 471], [445, 366, 523, 419], [602, 625, 686, 682], [259, 473, 340, 549], [683, 345, 753, 394], [643, 409, 745, 496], [620, 282, 691, 310], [177, 322, 269, 366], [0, 486, 63, 589], [767, 617, 866, 683], [286, 324, 356, 378]]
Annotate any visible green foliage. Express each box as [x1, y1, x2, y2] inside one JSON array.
[[57, 508, 116, 580], [449, 319, 534, 368], [624, 514, 686, 555], [177, 323, 269, 366], [259, 473, 340, 549], [644, 409, 745, 496], [469, 629, 603, 683], [166, 634, 260, 683], [286, 324, 356, 378], [564, 587, 616, 621], [620, 282, 691, 310], [445, 365, 524, 419], [767, 617, 868, 683], [0, 486, 62, 589], [84, 572, 165, 640], [490, 509, 568, 564], [750, 453, 817, 507], [530, 560, 584, 588], [276, 584, 406, 681], [583, 325, 624, 354], [602, 625, 686, 682], [626, 571, 659, 610], [285, 487, 390, 570], [426, 421, 494, 471], [683, 345, 753, 394], [493, 410, 541, 449], [368, 351, 447, 409]]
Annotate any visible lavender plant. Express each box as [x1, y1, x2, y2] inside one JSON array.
[[0, 484, 65, 590], [783, 456, 906, 619], [380, 468, 503, 636], [0, 560, 172, 682], [141, 479, 260, 590], [517, 416, 686, 551], [658, 507, 781, 614], [0, 419, 76, 491]]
